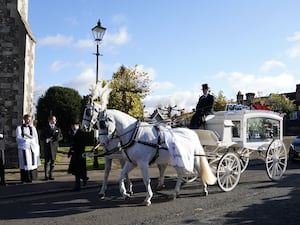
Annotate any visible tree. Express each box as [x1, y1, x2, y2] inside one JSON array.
[[265, 93, 295, 118], [108, 65, 151, 119], [36, 86, 83, 141], [214, 91, 227, 112]]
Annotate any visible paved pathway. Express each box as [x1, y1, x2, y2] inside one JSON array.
[[0, 153, 177, 200]]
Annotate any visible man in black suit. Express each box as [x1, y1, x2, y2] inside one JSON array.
[[0, 116, 5, 186], [190, 83, 215, 129], [42, 115, 63, 180], [67, 119, 88, 191]]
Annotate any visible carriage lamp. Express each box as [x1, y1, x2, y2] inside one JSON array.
[[92, 19, 106, 84]]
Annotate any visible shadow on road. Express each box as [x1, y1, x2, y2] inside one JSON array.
[[224, 161, 300, 225]]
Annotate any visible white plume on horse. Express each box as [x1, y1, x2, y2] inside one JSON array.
[[89, 80, 112, 109]]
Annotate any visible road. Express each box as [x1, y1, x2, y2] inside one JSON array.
[[0, 160, 300, 225]]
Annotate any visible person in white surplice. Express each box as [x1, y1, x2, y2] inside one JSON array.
[[16, 114, 41, 183]]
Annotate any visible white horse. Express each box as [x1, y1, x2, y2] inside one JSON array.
[[98, 108, 217, 206], [81, 101, 134, 199], [82, 101, 167, 199]]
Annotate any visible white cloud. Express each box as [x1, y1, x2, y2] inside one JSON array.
[[143, 91, 198, 116], [112, 14, 127, 24], [74, 39, 93, 49], [215, 71, 296, 98], [104, 26, 130, 46], [134, 64, 157, 80], [38, 26, 130, 50], [64, 68, 95, 94], [286, 32, 300, 58], [50, 61, 70, 72], [143, 71, 299, 117], [259, 60, 286, 72], [287, 32, 300, 42], [150, 81, 174, 91], [286, 44, 300, 58], [38, 34, 73, 46]]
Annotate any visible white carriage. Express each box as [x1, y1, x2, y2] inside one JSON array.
[[189, 109, 287, 192]]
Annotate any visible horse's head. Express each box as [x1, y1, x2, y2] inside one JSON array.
[[98, 109, 117, 146], [81, 99, 102, 132]]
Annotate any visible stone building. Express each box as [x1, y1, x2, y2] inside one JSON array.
[[0, 0, 35, 167]]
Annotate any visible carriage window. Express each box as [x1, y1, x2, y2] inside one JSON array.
[[246, 117, 280, 142], [232, 121, 241, 138]]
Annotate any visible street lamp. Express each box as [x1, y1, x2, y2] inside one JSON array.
[[92, 19, 106, 84], [91, 19, 106, 168]]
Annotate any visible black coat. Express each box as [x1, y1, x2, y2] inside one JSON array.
[[42, 125, 63, 160], [190, 93, 214, 129], [68, 129, 87, 179], [195, 93, 214, 115]]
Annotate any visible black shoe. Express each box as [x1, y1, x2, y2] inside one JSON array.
[[82, 177, 89, 186], [49, 177, 55, 180], [44, 177, 49, 181]]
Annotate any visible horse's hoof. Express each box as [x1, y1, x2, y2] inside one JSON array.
[[169, 194, 177, 200], [144, 200, 151, 206], [126, 191, 134, 196], [204, 191, 208, 196], [124, 194, 131, 200], [98, 193, 105, 200], [156, 184, 165, 191]]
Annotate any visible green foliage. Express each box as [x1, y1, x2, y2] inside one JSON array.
[[265, 93, 295, 118], [213, 90, 227, 111], [108, 64, 151, 119], [36, 86, 83, 142]]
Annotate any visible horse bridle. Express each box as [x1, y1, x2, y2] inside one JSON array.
[[82, 103, 100, 130]]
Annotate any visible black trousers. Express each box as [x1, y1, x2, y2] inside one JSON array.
[[189, 111, 205, 129], [0, 157, 4, 185], [20, 169, 37, 183]]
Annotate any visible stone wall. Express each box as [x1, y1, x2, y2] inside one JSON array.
[[0, 0, 35, 168]]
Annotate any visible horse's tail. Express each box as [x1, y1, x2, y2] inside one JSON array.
[[200, 156, 217, 185]]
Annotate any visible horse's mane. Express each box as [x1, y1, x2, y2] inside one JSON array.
[[89, 80, 112, 109]]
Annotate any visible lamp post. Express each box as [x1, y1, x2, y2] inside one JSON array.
[[91, 19, 106, 168], [92, 19, 106, 84]]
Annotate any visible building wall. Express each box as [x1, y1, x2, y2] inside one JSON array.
[[0, 0, 35, 167]]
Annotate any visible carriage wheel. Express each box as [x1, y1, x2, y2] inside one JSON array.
[[235, 147, 250, 173], [265, 139, 287, 181], [217, 152, 241, 192], [209, 154, 222, 174], [182, 171, 198, 183]]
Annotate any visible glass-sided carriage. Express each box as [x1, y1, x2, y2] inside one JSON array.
[[193, 109, 288, 192]]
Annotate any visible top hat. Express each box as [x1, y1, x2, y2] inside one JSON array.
[[202, 83, 209, 90], [71, 119, 80, 124]]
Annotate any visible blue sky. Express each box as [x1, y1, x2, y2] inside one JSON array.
[[29, 0, 300, 115]]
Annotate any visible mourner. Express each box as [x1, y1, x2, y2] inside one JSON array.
[[190, 83, 215, 129], [0, 117, 5, 186], [67, 119, 88, 191], [42, 115, 63, 181], [16, 114, 41, 183]]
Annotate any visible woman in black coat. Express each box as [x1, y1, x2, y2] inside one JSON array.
[[68, 120, 88, 191]]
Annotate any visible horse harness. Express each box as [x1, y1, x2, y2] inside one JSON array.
[[105, 121, 168, 165]]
